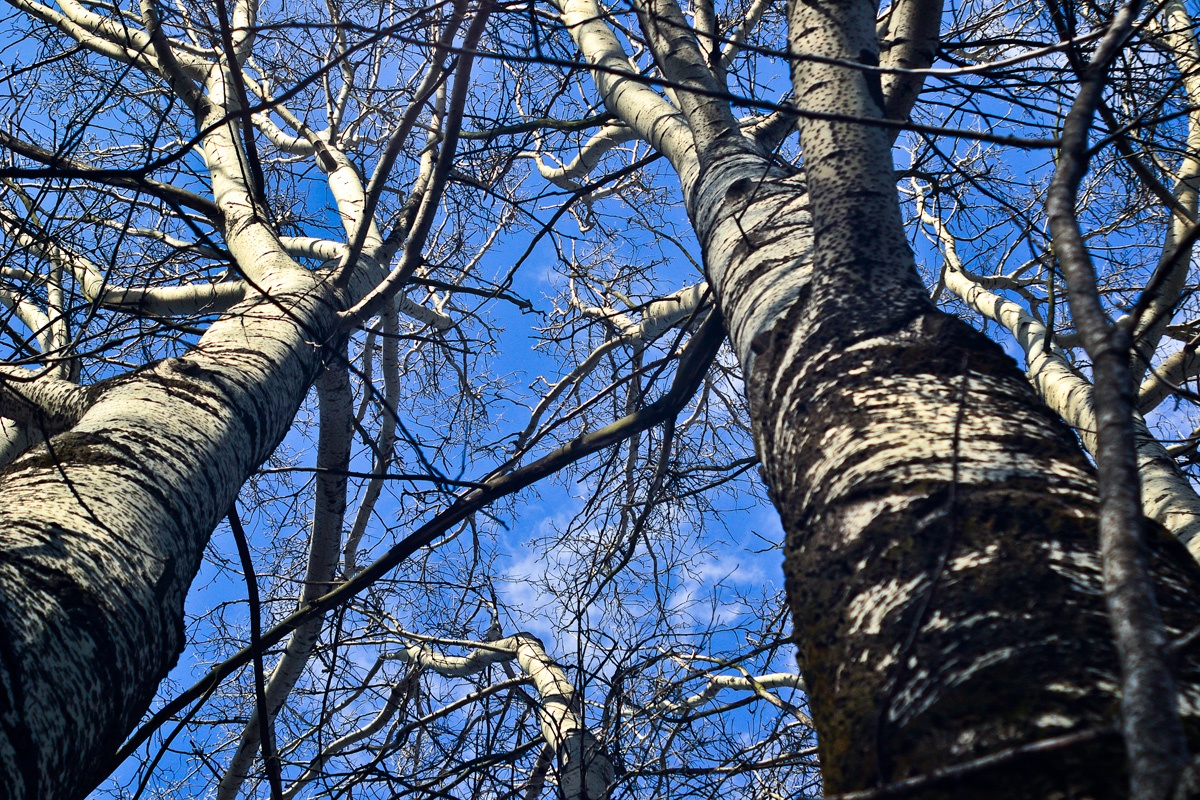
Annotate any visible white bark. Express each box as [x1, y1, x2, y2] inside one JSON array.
[[280, 680, 413, 800], [0, 417, 36, 469], [719, 0, 772, 68], [548, 0, 697, 173], [385, 634, 615, 800], [523, 123, 639, 188], [0, 13, 360, 796], [0, 270, 338, 799], [1140, 344, 1200, 414], [652, 671, 806, 715], [1131, 0, 1200, 386], [877, 0, 945, 123], [5, 0, 165, 69], [0, 201, 247, 317], [0, 366, 91, 432], [343, 305, 400, 576], [281, 633, 615, 800], [517, 281, 709, 451], [0, 283, 54, 357]]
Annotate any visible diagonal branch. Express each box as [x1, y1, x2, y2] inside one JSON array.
[[108, 309, 725, 775]]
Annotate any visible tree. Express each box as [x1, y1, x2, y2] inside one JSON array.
[[1, 0, 1200, 796]]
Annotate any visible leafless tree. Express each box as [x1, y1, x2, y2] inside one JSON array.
[[2, 0, 1200, 797]]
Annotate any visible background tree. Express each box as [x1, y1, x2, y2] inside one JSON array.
[[1, 0, 1200, 796]]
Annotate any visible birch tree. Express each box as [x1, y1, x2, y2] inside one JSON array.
[[3, 0, 1200, 796], [512, 0, 1200, 793], [0, 0, 804, 798]]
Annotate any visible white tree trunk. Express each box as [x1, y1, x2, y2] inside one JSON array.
[[0, 273, 340, 799], [570, 0, 1200, 791]]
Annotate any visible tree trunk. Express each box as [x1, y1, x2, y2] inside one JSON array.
[[0, 277, 340, 800], [672, 0, 1200, 794], [554, 0, 1200, 783], [754, 305, 1200, 795]]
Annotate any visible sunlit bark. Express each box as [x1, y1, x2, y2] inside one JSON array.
[[0, 275, 340, 800], [553, 0, 1200, 792], [3, 0, 1200, 795], [0, 9, 353, 798]]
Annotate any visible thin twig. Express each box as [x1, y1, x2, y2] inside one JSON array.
[[106, 309, 727, 773]]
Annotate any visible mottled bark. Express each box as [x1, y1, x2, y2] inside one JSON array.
[[628, 0, 1200, 794], [675, 127, 1200, 796], [943, 263, 1200, 553], [0, 4, 382, 793], [877, 0, 944, 123], [0, 367, 92, 433], [754, 308, 1200, 795], [0, 273, 341, 800], [686, 151, 1200, 796]]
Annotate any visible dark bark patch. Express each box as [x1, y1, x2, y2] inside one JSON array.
[[13, 431, 136, 472], [747, 309, 1200, 795]]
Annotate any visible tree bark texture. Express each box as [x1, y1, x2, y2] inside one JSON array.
[[943, 264, 1200, 553], [684, 139, 1200, 798], [0, 277, 340, 800], [671, 1, 1200, 795], [756, 308, 1200, 795]]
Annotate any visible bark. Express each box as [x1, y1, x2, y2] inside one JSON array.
[[611, 0, 1200, 794], [1129, 0, 1200, 387], [679, 131, 1200, 795], [0, 3, 460, 797], [343, 306, 400, 576], [0, 275, 342, 800], [943, 263, 1200, 553], [877, 0, 945, 124], [652, 671, 807, 716], [0, 367, 91, 433], [1046, 2, 1188, 792], [282, 632, 616, 800], [516, 281, 709, 452], [0, 27, 354, 799], [385, 634, 614, 800]]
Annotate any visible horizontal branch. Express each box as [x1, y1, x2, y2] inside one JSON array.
[[652, 671, 806, 715]]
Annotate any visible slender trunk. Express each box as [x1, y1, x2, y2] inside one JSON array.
[[217, 360, 353, 799]]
